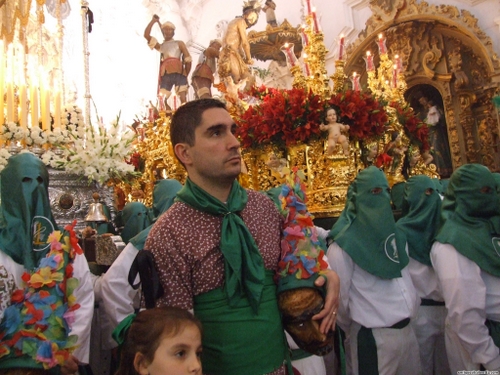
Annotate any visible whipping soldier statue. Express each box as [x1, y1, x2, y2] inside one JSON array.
[[144, 15, 192, 111]]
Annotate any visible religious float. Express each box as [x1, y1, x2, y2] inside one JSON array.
[[0, 0, 499, 220]]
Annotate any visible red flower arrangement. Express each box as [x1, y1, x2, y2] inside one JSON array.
[[390, 101, 430, 151], [126, 151, 144, 172], [236, 86, 324, 149], [327, 90, 388, 140], [236, 87, 390, 149]]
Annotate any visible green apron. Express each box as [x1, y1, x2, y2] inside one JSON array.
[[194, 271, 286, 375]]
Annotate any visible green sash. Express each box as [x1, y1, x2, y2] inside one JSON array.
[[194, 271, 286, 375]]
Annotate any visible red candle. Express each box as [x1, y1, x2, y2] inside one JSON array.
[[301, 26, 309, 47], [148, 107, 155, 123], [281, 43, 296, 67], [304, 62, 311, 77], [395, 54, 403, 73], [392, 64, 398, 88], [338, 34, 345, 60], [305, 0, 312, 15], [158, 94, 166, 112], [378, 33, 387, 54], [174, 95, 177, 110], [312, 10, 320, 33], [351, 72, 360, 91], [365, 51, 374, 71]]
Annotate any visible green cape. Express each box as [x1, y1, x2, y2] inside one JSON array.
[[334, 166, 408, 279], [120, 201, 151, 243], [436, 164, 500, 277], [396, 175, 442, 266], [0, 153, 58, 270]]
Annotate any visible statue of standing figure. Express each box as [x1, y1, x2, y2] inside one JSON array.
[[191, 39, 222, 99], [218, 1, 260, 93], [144, 15, 192, 111]]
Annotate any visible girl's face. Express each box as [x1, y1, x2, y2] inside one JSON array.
[[137, 324, 202, 375], [326, 109, 337, 124]]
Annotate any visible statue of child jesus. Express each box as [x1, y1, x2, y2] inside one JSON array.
[[319, 107, 350, 156]]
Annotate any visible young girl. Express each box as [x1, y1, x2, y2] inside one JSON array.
[[114, 307, 203, 375]]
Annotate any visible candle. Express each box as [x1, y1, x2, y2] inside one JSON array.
[[305, 0, 312, 15], [281, 43, 296, 67], [41, 89, 51, 131], [30, 84, 39, 128], [303, 55, 311, 76], [148, 106, 155, 123], [158, 94, 166, 112], [338, 34, 345, 60], [0, 40, 4, 126], [19, 84, 27, 129], [392, 64, 398, 88], [6, 45, 14, 123], [173, 95, 177, 111], [365, 51, 374, 71], [6, 81, 14, 123], [40, 73, 47, 130], [301, 26, 309, 47], [312, 9, 320, 33], [395, 54, 403, 73], [54, 90, 61, 128], [351, 72, 360, 91], [378, 33, 387, 55]]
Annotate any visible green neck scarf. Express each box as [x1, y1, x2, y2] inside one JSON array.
[[436, 164, 500, 277], [130, 179, 182, 251], [0, 153, 58, 270], [396, 175, 442, 266], [334, 166, 409, 279], [176, 178, 265, 312]]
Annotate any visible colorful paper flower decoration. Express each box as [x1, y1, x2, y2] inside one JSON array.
[[0, 221, 82, 369], [277, 167, 329, 279]]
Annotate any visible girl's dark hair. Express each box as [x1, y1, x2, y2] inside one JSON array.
[[115, 307, 202, 375]]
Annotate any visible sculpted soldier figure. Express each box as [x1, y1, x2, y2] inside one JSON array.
[[144, 15, 192, 111]]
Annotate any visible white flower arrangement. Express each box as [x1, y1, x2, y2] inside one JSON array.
[[0, 104, 139, 184], [0, 122, 29, 143], [61, 105, 85, 130], [56, 114, 138, 185]]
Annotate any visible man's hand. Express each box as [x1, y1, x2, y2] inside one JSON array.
[[153, 14, 160, 21], [246, 58, 254, 65], [312, 269, 340, 334], [60, 354, 79, 375]]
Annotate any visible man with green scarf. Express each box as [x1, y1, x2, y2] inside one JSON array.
[[0, 152, 94, 374], [430, 164, 500, 371], [326, 166, 421, 375], [144, 98, 339, 375], [396, 175, 449, 374]]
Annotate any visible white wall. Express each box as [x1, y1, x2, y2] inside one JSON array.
[[56, 0, 499, 127]]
